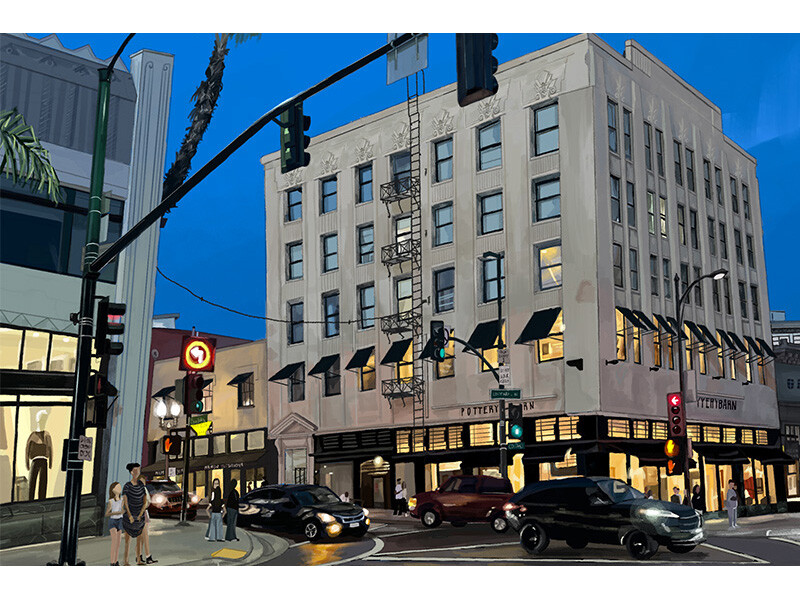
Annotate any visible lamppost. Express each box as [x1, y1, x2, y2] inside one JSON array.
[[481, 251, 507, 477], [153, 393, 182, 479], [674, 268, 727, 498]]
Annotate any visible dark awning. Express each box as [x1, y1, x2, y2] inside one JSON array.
[[632, 310, 657, 332], [0, 370, 75, 396], [345, 347, 374, 371], [227, 372, 252, 386], [743, 336, 763, 357], [743, 446, 796, 465], [685, 321, 710, 345], [152, 385, 176, 398], [654, 314, 677, 336], [756, 337, 776, 358], [521, 441, 601, 463], [381, 339, 412, 365], [309, 354, 339, 377], [717, 329, 736, 351], [693, 444, 750, 465], [698, 324, 720, 348], [667, 317, 689, 339], [464, 320, 503, 352], [515, 308, 561, 345], [727, 331, 749, 354], [269, 361, 304, 382], [419, 337, 436, 360], [617, 307, 644, 329]]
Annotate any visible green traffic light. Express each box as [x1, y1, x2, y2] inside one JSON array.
[[438, 348, 446, 360], [191, 400, 203, 413], [510, 424, 523, 439]]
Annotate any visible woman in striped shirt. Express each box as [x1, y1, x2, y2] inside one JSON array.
[[122, 463, 149, 565]]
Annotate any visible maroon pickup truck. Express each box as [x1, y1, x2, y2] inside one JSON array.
[[408, 475, 514, 533]]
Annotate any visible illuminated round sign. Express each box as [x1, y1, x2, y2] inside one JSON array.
[[180, 335, 216, 372], [664, 439, 680, 458]]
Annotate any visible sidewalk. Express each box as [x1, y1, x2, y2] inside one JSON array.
[[368, 508, 417, 524], [701, 512, 800, 539], [0, 517, 288, 566]]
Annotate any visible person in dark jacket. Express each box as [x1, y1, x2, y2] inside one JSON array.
[[225, 479, 240, 541], [691, 484, 705, 513], [205, 478, 225, 541]]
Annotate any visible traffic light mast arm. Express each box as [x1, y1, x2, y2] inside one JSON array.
[[448, 335, 501, 384]]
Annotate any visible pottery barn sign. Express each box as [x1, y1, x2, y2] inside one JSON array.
[[695, 393, 742, 412], [461, 400, 535, 418]]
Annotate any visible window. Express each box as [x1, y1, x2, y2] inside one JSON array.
[[608, 419, 630, 438], [479, 191, 503, 234], [613, 243, 624, 288], [533, 103, 558, 155], [677, 204, 686, 245], [433, 203, 453, 246], [395, 215, 411, 244], [703, 159, 712, 199], [470, 424, 496, 446], [357, 164, 373, 204], [756, 430, 768, 445], [538, 310, 564, 362], [289, 365, 305, 402], [633, 324, 641, 364], [647, 192, 656, 234], [434, 138, 453, 182], [663, 258, 671, 299], [539, 244, 562, 290], [684, 325, 694, 370], [734, 229, 743, 265], [719, 223, 728, 259], [323, 292, 339, 337], [653, 327, 663, 367], [391, 151, 411, 193], [480, 322, 506, 372], [673, 140, 683, 186], [739, 282, 748, 319], [650, 255, 659, 296], [358, 284, 375, 329], [286, 242, 303, 280], [535, 418, 557, 442], [655, 129, 665, 176], [434, 267, 455, 312], [643, 122, 653, 170], [629, 248, 639, 291], [623, 109, 632, 160], [478, 121, 502, 170], [360, 351, 376, 391], [236, 374, 254, 408], [322, 233, 338, 272], [751, 285, 760, 321], [482, 256, 505, 302], [288, 301, 303, 344], [717, 332, 726, 378], [286, 188, 302, 222], [324, 357, 341, 397], [437, 334, 456, 379], [685, 148, 695, 192], [789, 380, 796, 390], [667, 333, 675, 370], [742, 184, 751, 220], [724, 278, 732, 315], [694, 266, 703, 306], [708, 218, 716, 256], [533, 178, 560, 221], [730, 177, 739, 213], [610, 176, 621, 223], [746, 235, 755, 268], [713, 279, 721, 312], [689, 209, 699, 250], [626, 181, 636, 227], [357, 224, 374, 264], [659, 196, 668, 238], [607, 100, 618, 153], [680, 263, 689, 295], [705, 426, 721, 443], [320, 177, 337, 214], [715, 167, 723, 205], [396, 278, 413, 314]]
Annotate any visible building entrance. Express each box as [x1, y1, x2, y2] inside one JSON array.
[[360, 458, 390, 508]]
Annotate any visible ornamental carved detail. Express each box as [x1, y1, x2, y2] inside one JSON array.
[[392, 123, 410, 150], [353, 138, 375, 163], [283, 168, 305, 188], [431, 109, 455, 137], [319, 152, 339, 176], [613, 75, 625, 102], [533, 70, 558, 101], [477, 95, 503, 121], [704, 139, 716, 162], [646, 97, 659, 124], [677, 120, 689, 144]]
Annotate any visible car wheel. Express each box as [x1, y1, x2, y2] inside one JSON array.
[[421, 509, 441, 528], [519, 522, 550, 555], [667, 544, 696, 554], [491, 516, 509, 534], [304, 520, 321, 541], [625, 530, 658, 560], [566, 536, 588, 549]]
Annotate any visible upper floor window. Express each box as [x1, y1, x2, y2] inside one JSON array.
[[689, 209, 699, 250], [533, 178, 560, 222], [324, 357, 341, 397], [626, 181, 636, 227], [612, 243, 624, 288], [742, 184, 751, 220], [643, 122, 653, 171], [391, 151, 411, 193], [323, 292, 340, 337], [703, 159, 712, 200], [322, 233, 338, 272], [357, 164, 373, 204], [746, 234, 755, 268], [396, 278, 413, 314], [623, 109, 632, 160], [539, 244, 562, 290], [436, 335, 456, 379], [708, 217, 717, 256], [607, 100, 618, 153], [395, 215, 412, 244], [673, 140, 683, 186], [434, 138, 454, 182], [434, 267, 455, 313], [289, 365, 305, 402], [663, 258, 672, 299], [478, 191, 503, 235], [719, 223, 728, 259], [360, 351, 376, 391], [235, 373, 254, 408], [730, 177, 739, 214], [685, 148, 695, 192], [478, 121, 502, 170], [288, 301, 303, 344], [286, 241, 303, 280], [286, 188, 302, 222], [629, 248, 639, 291], [751, 285, 760, 322], [481, 256, 505, 303], [738, 282, 748, 319], [433, 203, 454, 246], [655, 129, 665, 176], [659, 196, 668, 239], [693, 266, 703, 306], [677, 204, 686, 245], [647, 192, 656, 234], [715, 167, 723, 205], [320, 178, 337, 214], [533, 103, 558, 155], [650, 254, 659, 296], [610, 176, 621, 223], [357, 224, 374, 264], [734, 228, 743, 265], [358, 284, 375, 329], [680, 262, 689, 296], [539, 310, 564, 363]]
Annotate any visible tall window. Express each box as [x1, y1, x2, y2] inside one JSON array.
[[734, 228, 743, 265], [289, 365, 305, 402], [286, 188, 302, 222], [395, 215, 411, 244], [358, 284, 375, 329], [533, 178, 560, 221], [360, 351, 376, 391], [286, 242, 303, 280], [479, 192, 503, 234], [746, 235, 755, 268], [615, 308, 627, 361], [482, 256, 505, 302], [610, 176, 621, 223], [623, 108, 632, 160], [684, 325, 694, 370], [650, 254, 659, 296], [663, 258, 672, 299], [396, 278, 413, 314], [320, 178, 337, 214], [680, 263, 689, 296], [647, 192, 656, 234], [730, 177, 739, 213], [607, 99, 618, 153], [539, 244, 562, 290], [357, 224, 374, 264], [677, 204, 686, 245], [673, 140, 683, 186], [236, 374, 254, 408], [626, 181, 636, 227], [751, 285, 760, 321], [659, 196, 668, 238], [643, 122, 653, 170], [715, 167, 723, 205], [633, 325, 642, 364], [533, 103, 558, 155], [434, 267, 455, 312], [719, 223, 728, 259], [717, 332, 726, 378], [538, 310, 564, 363], [685, 148, 695, 192], [713, 279, 721, 312], [652, 325, 664, 367], [738, 282, 748, 319], [708, 217, 716, 256], [480, 322, 506, 372], [396, 341, 414, 380], [689, 209, 699, 250], [391, 151, 411, 192], [613, 243, 624, 288], [478, 121, 502, 170], [724, 278, 732, 315], [655, 129, 665, 176], [323, 292, 339, 337], [433, 203, 453, 246], [434, 138, 453, 182], [703, 159, 712, 199], [694, 266, 703, 306], [324, 357, 341, 397], [357, 164, 373, 204], [742, 183, 751, 220], [322, 233, 338, 272], [629, 248, 639, 291], [288, 301, 303, 344]]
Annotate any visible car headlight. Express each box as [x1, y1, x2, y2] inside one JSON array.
[[408, 497, 417, 510], [317, 512, 336, 523], [152, 494, 166, 506], [638, 507, 680, 519], [362, 508, 369, 517]]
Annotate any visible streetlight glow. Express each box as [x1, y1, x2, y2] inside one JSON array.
[[169, 401, 181, 418], [154, 399, 167, 418], [711, 268, 727, 280]]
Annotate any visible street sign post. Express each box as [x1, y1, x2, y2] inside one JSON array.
[[498, 365, 511, 386], [491, 388, 521, 400], [387, 33, 428, 85], [508, 441, 525, 450]]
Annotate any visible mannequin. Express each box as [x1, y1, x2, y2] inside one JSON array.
[[26, 409, 52, 501]]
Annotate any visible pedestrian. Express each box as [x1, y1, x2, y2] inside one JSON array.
[[393, 478, 403, 515], [682, 489, 691, 506], [401, 481, 409, 515], [670, 486, 681, 504], [122, 463, 148, 565], [105, 481, 124, 566], [339, 491, 350, 503], [225, 479, 240, 542], [691, 484, 705, 513], [644, 488, 653, 500], [138, 475, 157, 564], [726, 479, 739, 529], [205, 478, 225, 541]]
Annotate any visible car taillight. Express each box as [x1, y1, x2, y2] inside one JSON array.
[[503, 502, 518, 511]]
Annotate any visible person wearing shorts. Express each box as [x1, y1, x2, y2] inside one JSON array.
[[106, 482, 124, 565]]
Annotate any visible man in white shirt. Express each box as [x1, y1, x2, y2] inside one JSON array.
[[726, 480, 739, 529], [393, 478, 403, 515]]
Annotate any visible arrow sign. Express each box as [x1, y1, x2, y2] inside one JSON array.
[[190, 421, 212, 436]]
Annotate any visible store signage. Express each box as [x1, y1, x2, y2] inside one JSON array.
[[190, 421, 213, 436], [77, 435, 93, 461], [695, 393, 742, 412], [168, 467, 177, 478], [491, 388, 521, 399], [205, 461, 245, 471], [461, 400, 535, 417]]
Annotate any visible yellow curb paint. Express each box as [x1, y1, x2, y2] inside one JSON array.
[[211, 548, 247, 560]]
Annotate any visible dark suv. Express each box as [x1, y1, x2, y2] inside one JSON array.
[[408, 475, 514, 532], [504, 477, 704, 559]]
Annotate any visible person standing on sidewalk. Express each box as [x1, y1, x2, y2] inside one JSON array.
[[393, 478, 403, 515], [691, 485, 705, 514], [205, 478, 225, 541], [122, 463, 148, 565], [224, 479, 240, 542], [400, 481, 409, 516], [670, 486, 681, 504], [105, 482, 124, 565], [137, 475, 157, 564], [726, 479, 739, 529]]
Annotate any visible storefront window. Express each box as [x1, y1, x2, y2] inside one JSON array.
[[285, 448, 307, 484], [704, 463, 720, 512], [741, 429, 754, 445], [608, 419, 630, 438], [652, 422, 667, 440], [660, 468, 684, 503], [22, 331, 49, 371], [629, 456, 659, 499], [48, 334, 77, 372], [633, 421, 649, 439], [609, 452, 627, 481], [0, 328, 23, 369], [429, 427, 447, 451], [1, 403, 16, 503], [539, 453, 578, 481], [743, 461, 757, 505], [534, 418, 556, 442], [448, 426, 463, 449], [787, 463, 798, 497], [508, 453, 524, 492], [558, 416, 580, 440], [247, 430, 265, 450], [396, 430, 411, 453], [194, 471, 207, 499], [705, 426, 721, 443], [538, 311, 564, 362], [469, 423, 495, 446], [194, 438, 209, 457], [229, 433, 245, 453], [767, 464, 777, 504], [723, 428, 737, 444], [319, 462, 352, 499]]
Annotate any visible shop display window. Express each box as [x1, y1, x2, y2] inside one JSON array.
[[319, 462, 352, 498], [247, 430, 265, 450], [429, 427, 447, 451], [558, 416, 580, 440], [741, 429, 754, 445], [469, 423, 494, 446], [396, 430, 411, 453], [0, 403, 16, 503], [48, 334, 77, 372], [22, 331, 49, 371], [0, 328, 23, 369], [756, 430, 768, 445], [633, 421, 649, 439], [787, 463, 798, 497], [704, 463, 720, 511], [608, 419, 630, 438], [629, 456, 659, 499], [723, 428, 737, 444], [704, 426, 721, 443], [766, 464, 777, 504], [609, 452, 627, 481], [539, 455, 578, 481], [660, 468, 684, 503], [534, 418, 556, 442], [447, 426, 463, 449], [652, 422, 667, 440], [508, 453, 525, 492]]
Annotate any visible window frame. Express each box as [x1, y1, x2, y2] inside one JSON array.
[[538, 243, 562, 291], [358, 283, 375, 329], [612, 243, 624, 288], [287, 300, 304, 345], [622, 108, 632, 160], [434, 266, 455, 313], [320, 177, 337, 214], [433, 202, 454, 247], [434, 137, 454, 183], [477, 120, 502, 171], [321, 233, 338, 273], [532, 102, 559, 156], [533, 177, 561, 222], [629, 248, 639, 291], [650, 254, 659, 296], [685, 147, 695, 192], [286, 241, 303, 281], [703, 159, 712, 200], [626, 181, 636, 228], [610, 175, 621, 223], [323, 292, 340, 338], [655, 129, 665, 176], [285, 187, 302, 222], [607, 99, 618, 154], [357, 223, 374, 265], [356, 163, 373, 204], [478, 191, 504, 235], [643, 121, 653, 171], [481, 256, 505, 304], [673, 140, 683, 186]]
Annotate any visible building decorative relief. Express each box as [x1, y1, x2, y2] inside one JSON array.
[[477, 94, 503, 121], [319, 152, 339, 176], [283, 167, 305, 188], [353, 138, 375, 163], [704, 139, 716, 163], [613, 74, 625, 102], [431, 109, 455, 137], [677, 119, 689, 144], [646, 97, 659, 124], [533, 70, 559, 101], [392, 123, 410, 150]]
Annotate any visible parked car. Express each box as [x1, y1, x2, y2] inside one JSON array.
[[408, 475, 514, 532], [237, 484, 370, 542], [145, 479, 199, 519], [503, 476, 705, 560]]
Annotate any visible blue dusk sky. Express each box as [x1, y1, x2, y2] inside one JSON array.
[[21, 29, 800, 340]]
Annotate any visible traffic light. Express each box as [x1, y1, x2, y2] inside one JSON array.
[[430, 320, 447, 363], [161, 434, 182, 457], [664, 438, 686, 476], [667, 392, 686, 437], [665, 392, 687, 475], [85, 356, 117, 428], [280, 102, 311, 174], [184, 373, 206, 415], [179, 335, 217, 372], [455, 33, 499, 107], [94, 298, 125, 357], [508, 403, 523, 441]]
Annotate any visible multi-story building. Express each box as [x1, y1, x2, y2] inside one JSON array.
[[0, 34, 172, 547], [261, 34, 787, 514], [771, 311, 800, 505], [772, 310, 800, 347]]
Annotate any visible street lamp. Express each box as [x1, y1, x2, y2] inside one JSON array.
[[674, 268, 727, 497]]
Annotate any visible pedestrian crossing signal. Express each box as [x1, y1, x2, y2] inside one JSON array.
[[161, 435, 182, 457]]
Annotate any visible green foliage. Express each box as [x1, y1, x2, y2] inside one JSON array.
[[0, 108, 63, 204]]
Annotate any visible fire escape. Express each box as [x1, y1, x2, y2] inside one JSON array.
[[380, 73, 425, 429]]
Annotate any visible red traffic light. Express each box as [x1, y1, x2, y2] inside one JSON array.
[[179, 335, 216, 372], [668, 393, 682, 408]]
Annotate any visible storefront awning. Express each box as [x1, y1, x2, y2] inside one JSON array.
[[521, 441, 604, 463], [152, 385, 176, 398], [743, 446, 796, 465], [515, 307, 562, 345], [693, 444, 750, 465], [269, 361, 304, 382], [632, 310, 657, 332], [717, 329, 736, 351], [756, 338, 776, 358], [418, 337, 436, 360], [653, 314, 677, 336], [727, 331, 749, 354], [743, 336, 763, 357], [464, 319, 503, 352], [667, 317, 689, 339], [345, 347, 374, 371], [227, 372, 252, 386], [381, 339, 412, 365], [698, 324, 720, 348], [685, 320, 708, 344], [617, 307, 644, 330], [308, 354, 339, 377], [141, 450, 269, 475]]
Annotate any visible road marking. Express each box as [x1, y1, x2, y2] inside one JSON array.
[[766, 530, 772, 536], [364, 556, 757, 565], [325, 536, 385, 566], [766, 536, 800, 547], [379, 529, 429, 538], [377, 541, 518, 555], [289, 541, 309, 548], [701, 542, 768, 564]]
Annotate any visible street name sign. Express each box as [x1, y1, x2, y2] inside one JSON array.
[[491, 388, 521, 400], [508, 442, 525, 450]]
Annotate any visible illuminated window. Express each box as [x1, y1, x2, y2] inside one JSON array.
[[360, 351, 376, 391], [539, 244, 562, 290], [633, 421, 649, 439], [723, 428, 737, 444], [652, 422, 667, 440], [704, 426, 721, 443], [558, 416, 581, 440], [684, 325, 693, 370], [436, 332, 456, 379], [698, 339, 707, 375], [469, 423, 495, 446], [429, 427, 447, 451], [615, 309, 627, 361], [633, 325, 641, 364], [396, 430, 411, 453], [538, 310, 564, 363], [717, 332, 726, 378], [741, 429, 754, 445], [412, 429, 426, 453], [556, 453, 577, 469], [653, 327, 663, 368], [396, 341, 413, 381], [535, 418, 557, 442], [448, 426, 463, 449], [687, 425, 701, 441], [756, 430, 768, 445], [481, 322, 506, 372], [608, 419, 630, 438]]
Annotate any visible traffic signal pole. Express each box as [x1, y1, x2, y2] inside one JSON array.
[[178, 372, 191, 526]]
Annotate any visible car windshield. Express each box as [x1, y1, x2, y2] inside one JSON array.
[[292, 487, 340, 506], [146, 482, 181, 493], [596, 479, 645, 503]]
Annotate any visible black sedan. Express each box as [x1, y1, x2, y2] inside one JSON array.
[[504, 476, 705, 560], [237, 484, 370, 542]]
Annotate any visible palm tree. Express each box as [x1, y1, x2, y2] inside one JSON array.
[[0, 107, 63, 204]]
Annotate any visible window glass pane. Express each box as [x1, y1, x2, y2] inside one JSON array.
[[538, 311, 564, 362], [479, 122, 501, 147], [536, 104, 558, 130], [536, 130, 558, 155], [435, 268, 455, 312], [0, 328, 23, 369], [230, 433, 245, 453], [194, 437, 209, 456], [434, 204, 453, 246], [535, 179, 560, 221], [48, 334, 77, 372], [22, 330, 50, 371], [539, 245, 562, 289], [0, 198, 64, 272], [213, 435, 226, 454], [358, 166, 373, 203], [247, 430, 265, 450]]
